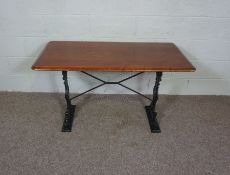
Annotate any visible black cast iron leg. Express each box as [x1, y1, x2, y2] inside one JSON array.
[[62, 71, 76, 132], [145, 72, 162, 133]]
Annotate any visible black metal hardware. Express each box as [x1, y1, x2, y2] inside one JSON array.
[[145, 72, 162, 133], [118, 84, 152, 101], [62, 71, 76, 132], [61, 71, 162, 133], [70, 71, 151, 101], [70, 83, 105, 100]]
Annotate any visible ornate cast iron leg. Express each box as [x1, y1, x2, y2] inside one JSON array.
[[62, 71, 76, 132], [145, 72, 162, 133]]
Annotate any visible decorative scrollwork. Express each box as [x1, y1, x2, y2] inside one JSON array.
[[150, 72, 162, 111]]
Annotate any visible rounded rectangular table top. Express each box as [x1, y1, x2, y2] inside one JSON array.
[[32, 41, 195, 72]]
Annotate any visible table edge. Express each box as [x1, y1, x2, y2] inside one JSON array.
[[31, 65, 196, 72]]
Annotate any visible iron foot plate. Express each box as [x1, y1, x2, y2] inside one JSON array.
[[62, 105, 76, 132], [145, 106, 161, 133]]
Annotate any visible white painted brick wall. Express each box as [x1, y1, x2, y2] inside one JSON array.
[[0, 0, 230, 95]]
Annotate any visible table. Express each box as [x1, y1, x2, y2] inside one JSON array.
[[32, 41, 195, 133]]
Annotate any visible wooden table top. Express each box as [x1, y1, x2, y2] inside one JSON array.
[[32, 41, 195, 72]]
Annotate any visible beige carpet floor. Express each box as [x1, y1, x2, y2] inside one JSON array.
[[0, 92, 229, 175]]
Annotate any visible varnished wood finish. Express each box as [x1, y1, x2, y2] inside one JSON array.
[[32, 41, 195, 72]]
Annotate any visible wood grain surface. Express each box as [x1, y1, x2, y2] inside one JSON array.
[[32, 41, 195, 72]]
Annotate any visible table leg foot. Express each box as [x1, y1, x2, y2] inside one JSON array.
[[62, 105, 76, 132], [145, 106, 161, 133]]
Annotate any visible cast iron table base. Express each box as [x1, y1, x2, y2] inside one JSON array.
[[62, 71, 162, 133]]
